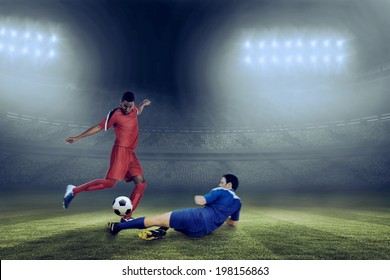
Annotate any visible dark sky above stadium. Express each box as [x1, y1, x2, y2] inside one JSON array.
[[2, 0, 389, 92], [1, 0, 390, 125]]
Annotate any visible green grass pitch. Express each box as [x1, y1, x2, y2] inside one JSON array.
[[0, 191, 389, 260]]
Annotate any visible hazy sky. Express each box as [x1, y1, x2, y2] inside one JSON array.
[[1, 0, 390, 125]]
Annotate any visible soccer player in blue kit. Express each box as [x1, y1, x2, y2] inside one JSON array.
[[108, 174, 241, 240]]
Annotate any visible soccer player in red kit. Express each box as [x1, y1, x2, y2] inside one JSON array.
[[63, 91, 151, 221]]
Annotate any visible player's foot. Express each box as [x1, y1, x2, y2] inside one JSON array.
[[63, 185, 75, 209], [120, 216, 134, 223], [138, 228, 167, 241], [107, 222, 121, 235]]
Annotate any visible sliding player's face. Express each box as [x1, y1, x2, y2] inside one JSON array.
[[219, 177, 228, 188], [120, 101, 134, 115]]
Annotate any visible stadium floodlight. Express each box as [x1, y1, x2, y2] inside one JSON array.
[[0, 20, 60, 61], [323, 40, 330, 47], [48, 50, 55, 58], [241, 32, 349, 71]]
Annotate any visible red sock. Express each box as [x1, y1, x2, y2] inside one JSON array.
[[73, 179, 117, 196], [128, 183, 146, 216]]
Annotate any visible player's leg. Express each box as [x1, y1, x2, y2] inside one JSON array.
[[74, 178, 118, 194], [108, 212, 171, 237], [63, 179, 117, 209], [63, 145, 127, 209], [122, 153, 146, 220], [129, 175, 146, 213]]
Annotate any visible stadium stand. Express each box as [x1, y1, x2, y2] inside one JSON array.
[[1, 111, 390, 192]]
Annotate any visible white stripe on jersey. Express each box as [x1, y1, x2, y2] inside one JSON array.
[[104, 111, 111, 131], [211, 187, 240, 200]]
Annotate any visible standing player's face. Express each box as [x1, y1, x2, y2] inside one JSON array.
[[120, 101, 134, 115]]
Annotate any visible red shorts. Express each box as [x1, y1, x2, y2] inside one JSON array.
[[105, 145, 143, 182]]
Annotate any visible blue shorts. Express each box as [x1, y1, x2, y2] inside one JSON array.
[[170, 208, 207, 238]]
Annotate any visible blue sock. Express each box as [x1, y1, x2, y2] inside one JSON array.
[[117, 217, 145, 230]]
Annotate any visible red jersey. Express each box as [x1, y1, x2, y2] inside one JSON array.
[[99, 106, 139, 149]]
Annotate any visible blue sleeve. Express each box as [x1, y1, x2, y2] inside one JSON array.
[[230, 205, 241, 221], [203, 189, 221, 204]]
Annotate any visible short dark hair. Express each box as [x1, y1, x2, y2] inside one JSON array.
[[223, 174, 239, 191], [122, 91, 135, 102]]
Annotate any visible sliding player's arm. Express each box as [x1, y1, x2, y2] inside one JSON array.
[[65, 124, 102, 144]]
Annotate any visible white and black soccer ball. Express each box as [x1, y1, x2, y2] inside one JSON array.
[[112, 196, 133, 216]]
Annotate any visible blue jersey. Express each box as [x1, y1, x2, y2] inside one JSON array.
[[170, 187, 242, 237], [200, 187, 242, 234]]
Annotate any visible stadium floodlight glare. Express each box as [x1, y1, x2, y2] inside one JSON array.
[[0, 21, 60, 61], [323, 40, 330, 47], [241, 32, 349, 71], [259, 57, 265, 64], [258, 42, 265, 48]]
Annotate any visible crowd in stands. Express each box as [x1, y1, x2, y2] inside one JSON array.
[[1, 112, 390, 192], [2, 113, 390, 152]]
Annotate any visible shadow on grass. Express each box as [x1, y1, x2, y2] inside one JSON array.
[[0, 223, 248, 260]]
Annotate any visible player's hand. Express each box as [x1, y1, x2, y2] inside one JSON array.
[[142, 99, 151, 106], [65, 137, 78, 144]]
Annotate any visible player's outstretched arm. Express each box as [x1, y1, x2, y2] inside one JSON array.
[[137, 99, 151, 115], [226, 217, 239, 227], [65, 124, 102, 144], [194, 195, 206, 206]]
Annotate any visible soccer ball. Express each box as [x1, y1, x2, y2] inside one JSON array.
[[112, 196, 132, 216]]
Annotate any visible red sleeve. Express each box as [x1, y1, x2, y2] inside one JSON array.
[[99, 109, 117, 131]]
